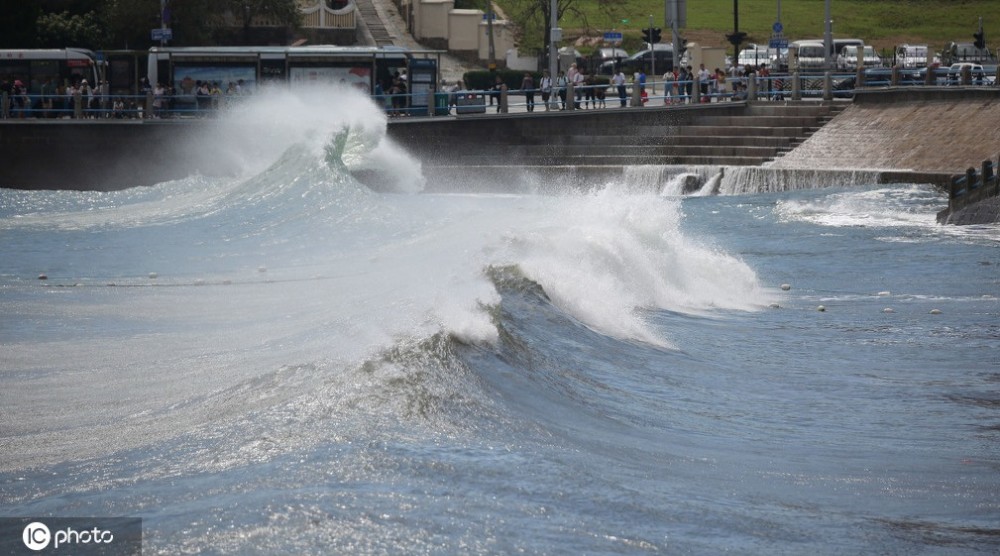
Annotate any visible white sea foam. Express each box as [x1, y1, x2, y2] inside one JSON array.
[[776, 184, 945, 229]]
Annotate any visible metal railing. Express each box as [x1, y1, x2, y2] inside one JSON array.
[[2, 66, 996, 120]]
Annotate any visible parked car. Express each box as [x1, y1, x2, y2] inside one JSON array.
[[895, 44, 933, 68], [737, 46, 771, 69], [599, 44, 674, 75], [942, 42, 993, 65], [832, 38, 865, 59], [946, 63, 990, 85], [792, 40, 828, 72], [836, 45, 883, 70], [587, 47, 628, 74]]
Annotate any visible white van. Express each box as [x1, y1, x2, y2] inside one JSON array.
[[837, 45, 882, 69], [792, 40, 828, 72], [737, 47, 771, 69], [896, 44, 930, 68]]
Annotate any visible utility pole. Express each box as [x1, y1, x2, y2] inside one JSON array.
[[726, 0, 746, 59], [649, 14, 656, 93], [824, 0, 833, 68], [668, 0, 681, 72], [548, 0, 559, 108], [160, 0, 167, 47], [486, 2, 497, 70]]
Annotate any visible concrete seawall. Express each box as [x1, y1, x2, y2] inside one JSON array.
[[773, 89, 1000, 174], [0, 89, 998, 224]]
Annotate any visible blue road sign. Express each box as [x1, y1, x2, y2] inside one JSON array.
[[772, 21, 783, 34], [151, 28, 173, 41], [603, 32, 623, 41], [769, 38, 789, 49]]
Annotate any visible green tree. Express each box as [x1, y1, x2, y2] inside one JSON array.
[[99, 0, 302, 48], [224, 0, 302, 45], [506, 0, 631, 54], [101, 0, 161, 49], [36, 10, 107, 48]]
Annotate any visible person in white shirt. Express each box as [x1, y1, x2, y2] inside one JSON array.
[[612, 70, 627, 107], [539, 70, 553, 111], [698, 64, 711, 102]]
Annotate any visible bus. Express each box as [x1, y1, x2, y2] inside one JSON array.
[[0, 48, 102, 95], [146, 45, 442, 114]]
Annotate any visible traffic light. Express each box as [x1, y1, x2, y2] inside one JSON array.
[[726, 31, 747, 47], [651, 28, 662, 44], [642, 28, 652, 44], [973, 31, 985, 50]]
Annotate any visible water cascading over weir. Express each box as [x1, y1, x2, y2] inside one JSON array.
[[382, 98, 949, 196]]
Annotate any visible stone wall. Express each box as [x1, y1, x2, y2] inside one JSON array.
[[773, 89, 1000, 174]]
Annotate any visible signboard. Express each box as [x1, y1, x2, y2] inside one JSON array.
[[151, 28, 173, 41], [769, 38, 789, 49], [603, 32, 623, 42]]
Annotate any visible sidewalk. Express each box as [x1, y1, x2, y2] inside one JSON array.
[[365, 0, 480, 83]]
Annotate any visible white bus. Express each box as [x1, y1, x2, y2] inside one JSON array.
[[147, 46, 439, 94], [0, 48, 101, 92], [0, 48, 104, 116]]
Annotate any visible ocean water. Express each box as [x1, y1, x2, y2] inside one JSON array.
[[1, 87, 998, 554]]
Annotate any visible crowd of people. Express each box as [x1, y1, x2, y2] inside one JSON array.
[[0, 76, 118, 119], [2, 61, 784, 120], [430, 61, 775, 116], [0, 75, 254, 120]]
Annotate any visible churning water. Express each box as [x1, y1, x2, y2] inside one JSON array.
[[1, 86, 998, 554]]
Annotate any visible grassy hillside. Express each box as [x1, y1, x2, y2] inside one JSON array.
[[506, 0, 997, 55]]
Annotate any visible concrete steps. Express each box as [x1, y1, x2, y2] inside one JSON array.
[[408, 102, 848, 169]]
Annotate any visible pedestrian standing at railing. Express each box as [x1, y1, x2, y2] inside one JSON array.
[[389, 76, 406, 116], [612, 69, 627, 107], [210, 82, 223, 111], [40, 77, 54, 118], [759, 64, 771, 100], [78, 80, 93, 118], [11, 79, 27, 118], [571, 66, 585, 109], [539, 70, 552, 111], [676, 66, 688, 103], [490, 74, 503, 111], [99, 80, 110, 117], [663, 68, 675, 105], [567, 63, 580, 86], [556, 70, 568, 110], [584, 73, 596, 109], [715, 68, 727, 101], [520, 72, 535, 112], [698, 64, 711, 103], [152, 82, 165, 118], [684, 66, 695, 103], [64, 82, 76, 118]]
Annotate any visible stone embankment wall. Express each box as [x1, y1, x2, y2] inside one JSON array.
[[773, 89, 1000, 174], [772, 88, 1000, 224]]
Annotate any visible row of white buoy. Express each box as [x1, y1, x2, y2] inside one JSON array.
[[774, 283, 948, 314], [34, 265, 269, 286]]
